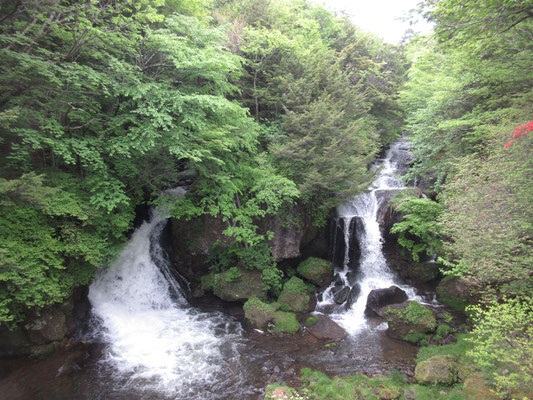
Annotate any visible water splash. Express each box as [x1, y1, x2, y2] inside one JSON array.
[[88, 189, 243, 398], [317, 139, 421, 335]]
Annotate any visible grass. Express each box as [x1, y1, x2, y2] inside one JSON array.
[[298, 368, 467, 400]]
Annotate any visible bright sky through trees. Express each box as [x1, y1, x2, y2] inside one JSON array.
[[315, 0, 433, 43]]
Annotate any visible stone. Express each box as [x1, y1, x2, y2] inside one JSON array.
[[406, 261, 440, 283], [272, 312, 300, 334], [365, 286, 408, 317], [209, 268, 267, 302], [278, 277, 314, 312], [243, 297, 279, 329], [25, 306, 68, 344], [333, 286, 350, 304], [381, 301, 437, 343], [415, 355, 458, 385], [346, 284, 361, 308], [297, 257, 334, 287], [462, 373, 499, 400], [436, 276, 471, 311], [307, 315, 345, 340]]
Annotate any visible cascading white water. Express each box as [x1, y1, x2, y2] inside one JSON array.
[[317, 139, 421, 335], [88, 188, 243, 398]]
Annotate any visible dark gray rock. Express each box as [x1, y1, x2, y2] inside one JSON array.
[[333, 286, 350, 305], [307, 315, 345, 340], [346, 284, 361, 308], [364, 286, 408, 317]]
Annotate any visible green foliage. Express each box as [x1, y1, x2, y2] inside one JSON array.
[[439, 129, 533, 293], [305, 316, 318, 326], [466, 296, 533, 395], [208, 241, 283, 294], [278, 276, 312, 312], [390, 198, 443, 262], [272, 311, 300, 334], [436, 324, 452, 337], [298, 368, 466, 400], [0, 173, 133, 324]]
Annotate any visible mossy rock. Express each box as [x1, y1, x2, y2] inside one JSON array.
[[243, 297, 279, 329], [305, 316, 318, 326], [272, 311, 300, 334], [436, 276, 470, 311], [382, 301, 436, 343], [406, 262, 440, 283], [209, 267, 266, 302], [415, 355, 458, 385], [278, 276, 314, 312], [297, 257, 333, 287], [462, 373, 499, 399]]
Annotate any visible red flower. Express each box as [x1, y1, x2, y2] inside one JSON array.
[[504, 140, 514, 148]]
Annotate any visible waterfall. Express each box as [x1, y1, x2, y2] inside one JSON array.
[[88, 188, 243, 398], [317, 138, 421, 335]]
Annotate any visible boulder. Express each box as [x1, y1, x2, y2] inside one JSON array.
[[297, 257, 334, 287], [406, 262, 440, 284], [307, 315, 345, 340], [272, 311, 300, 334], [278, 277, 315, 312], [381, 301, 436, 343], [415, 355, 458, 385], [436, 276, 471, 311], [243, 297, 279, 329], [25, 305, 70, 345], [364, 286, 408, 316], [333, 286, 350, 305], [205, 268, 267, 302], [462, 373, 499, 400], [346, 284, 361, 308]]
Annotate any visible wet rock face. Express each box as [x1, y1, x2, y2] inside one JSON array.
[[329, 217, 362, 271], [306, 315, 345, 340], [364, 286, 408, 317], [170, 205, 325, 282], [202, 268, 267, 303], [170, 215, 230, 282]]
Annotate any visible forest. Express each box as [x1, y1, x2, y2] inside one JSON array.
[[0, 0, 531, 399]]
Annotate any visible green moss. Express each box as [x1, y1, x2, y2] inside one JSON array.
[[243, 296, 279, 329], [278, 276, 311, 312], [403, 332, 430, 344], [436, 324, 452, 337], [416, 333, 471, 363], [385, 301, 437, 334], [439, 293, 468, 311], [296, 257, 333, 286], [305, 316, 318, 326], [273, 311, 300, 334], [296, 368, 467, 400]]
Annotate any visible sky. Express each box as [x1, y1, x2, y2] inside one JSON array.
[[314, 0, 433, 44]]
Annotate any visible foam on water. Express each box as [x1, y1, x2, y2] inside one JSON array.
[[317, 139, 422, 335], [88, 188, 243, 398]]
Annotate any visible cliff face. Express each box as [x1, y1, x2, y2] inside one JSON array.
[[169, 204, 328, 282]]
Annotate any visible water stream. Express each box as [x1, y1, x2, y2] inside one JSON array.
[[317, 138, 422, 335], [1, 138, 427, 400], [88, 188, 245, 399]]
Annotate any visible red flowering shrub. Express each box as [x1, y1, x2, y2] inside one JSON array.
[[504, 121, 532, 147]]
